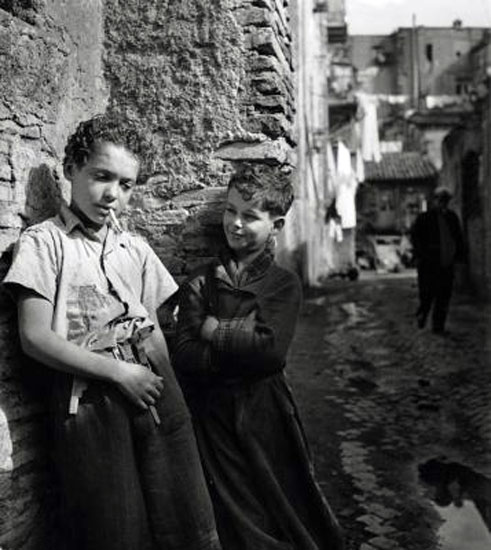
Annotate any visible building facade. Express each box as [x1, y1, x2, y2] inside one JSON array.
[[349, 23, 489, 99], [289, 0, 333, 285], [440, 36, 491, 297], [348, 23, 489, 168]]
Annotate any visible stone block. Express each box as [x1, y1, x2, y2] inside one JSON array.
[[0, 140, 10, 155], [253, 93, 288, 113], [19, 125, 41, 139], [248, 27, 291, 70], [215, 137, 292, 165], [171, 187, 227, 208], [250, 54, 285, 74], [0, 120, 19, 135], [156, 209, 190, 226], [252, 72, 287, 95], [0, 182, 12, 200], [235, 7, 272, 28], [253, 112, 292, 140]]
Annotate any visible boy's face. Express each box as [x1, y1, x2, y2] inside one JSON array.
[[223, 186, 284, 259], [64, 141, 139, 227]]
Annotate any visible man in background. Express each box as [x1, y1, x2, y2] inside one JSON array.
[[411, 186, 465, 335]]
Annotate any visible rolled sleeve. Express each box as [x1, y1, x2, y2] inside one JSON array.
[[140, 241, 179, 313], [3, 228, 59, 303]]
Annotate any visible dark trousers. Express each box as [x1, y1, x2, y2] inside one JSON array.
[[51, 378, 220, 550], [416, 261, 454, 331]]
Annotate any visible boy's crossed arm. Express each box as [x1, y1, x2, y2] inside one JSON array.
[[175, 272, 301, 377], [18, 289, 163, 411]]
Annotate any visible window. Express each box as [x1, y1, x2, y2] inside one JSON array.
[[425, 44, 433, 63], [455, 78, 471, 95]]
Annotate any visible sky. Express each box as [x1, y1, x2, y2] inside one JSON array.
[[346, 0, 491, 35]]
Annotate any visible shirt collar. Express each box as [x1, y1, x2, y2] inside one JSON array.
[[59, 202, 84, 234], [59, 202, 120, 243], [216, 241, 275, 287]]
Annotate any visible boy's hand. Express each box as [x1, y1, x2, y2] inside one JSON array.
[[113, 361, 164, 410], [200, 315, 219, 342]]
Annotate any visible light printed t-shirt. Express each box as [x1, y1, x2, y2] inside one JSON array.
[[4, 204, 178, 343]]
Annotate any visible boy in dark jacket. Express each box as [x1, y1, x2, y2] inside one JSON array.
[[173, 165, 343, 550]]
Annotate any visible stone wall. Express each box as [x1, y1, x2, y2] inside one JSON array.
[[0, 1, 106, 547], [102, 0, 295, 278], [441, 124, 484, 294], [0, 1, 296, 548], [483, 88, 491, 298]]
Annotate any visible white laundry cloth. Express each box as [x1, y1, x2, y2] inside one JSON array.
[[355, 148, 365, 182], [327, 141, 337, 195], [356, 92, 381, 163], [336, 174, 358, 229], [328, 218, 343, 243], [336, 140, 352, 177]]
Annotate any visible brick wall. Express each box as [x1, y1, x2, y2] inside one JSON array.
[[0, 1, 296, 547]]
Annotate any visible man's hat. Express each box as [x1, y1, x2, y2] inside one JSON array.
[[433, 186, 452, 199]]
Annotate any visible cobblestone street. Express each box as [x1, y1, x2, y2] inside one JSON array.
[[287, 271, 491, 550]]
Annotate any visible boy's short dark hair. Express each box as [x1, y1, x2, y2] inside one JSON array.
[[63, 115, 141, 171], [228, 164, 294, 216]]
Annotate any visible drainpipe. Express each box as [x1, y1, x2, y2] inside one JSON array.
[[411, 14, 420, 109], [485, 62, 491, 297]]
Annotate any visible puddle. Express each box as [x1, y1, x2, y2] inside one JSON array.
[[305, 296, 327, 307], [419, 458, 491, 550], [339, 302, 370, 327]]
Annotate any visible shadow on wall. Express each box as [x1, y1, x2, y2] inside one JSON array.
[[24, 164, 66, 226], [0, 163, 64, 550]]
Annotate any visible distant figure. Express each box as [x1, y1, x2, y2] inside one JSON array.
[[410, 186, 465, 334]]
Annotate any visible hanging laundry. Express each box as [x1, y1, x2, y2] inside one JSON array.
[[355, 148, 365, 183], [377, 94, 409, 105], [328, 218, 343, 243], [327, 141, 337, 195], [336, 140, 352, 176], [335, 141, 358, 229], [324, 199, 343, 243], [356, 92, 381, 163]]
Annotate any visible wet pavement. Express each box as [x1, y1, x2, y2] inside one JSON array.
[[287, 270, 491, 550]]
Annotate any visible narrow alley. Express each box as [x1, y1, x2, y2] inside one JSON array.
[[288, 272, 491, 550]]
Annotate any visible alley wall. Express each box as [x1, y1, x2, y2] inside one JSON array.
[[0, 1, 296, 547], [288, 0, 332, 286]]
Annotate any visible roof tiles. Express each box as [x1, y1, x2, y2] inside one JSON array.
[[364, 152, 438, 182]]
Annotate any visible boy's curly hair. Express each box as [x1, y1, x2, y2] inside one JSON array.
[[63, 115, 141, 171], [228, 164, 294, 216]]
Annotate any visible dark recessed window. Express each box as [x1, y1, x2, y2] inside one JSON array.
[[425, 44, 433, 62]]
